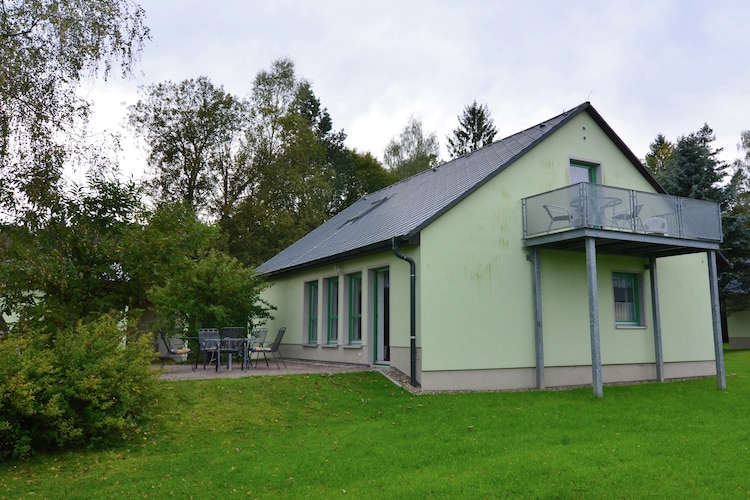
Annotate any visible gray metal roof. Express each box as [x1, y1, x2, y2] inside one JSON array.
[[257, 102, 656, 276]]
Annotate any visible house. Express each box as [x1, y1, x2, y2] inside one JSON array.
[[726, 310, 750, 350], [256, 102, 725, 397], [723, 276, 750, 349]]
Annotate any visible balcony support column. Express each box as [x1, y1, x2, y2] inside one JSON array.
[[529, 249, 545, 389], [648, 256, 664, 382], [708, 250, 726, 390], [585, 237, 603, 398]]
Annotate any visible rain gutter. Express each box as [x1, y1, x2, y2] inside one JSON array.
[[392, 237, 419, 387]]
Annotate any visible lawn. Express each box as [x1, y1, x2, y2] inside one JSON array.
[[2, 351, 750, 498]]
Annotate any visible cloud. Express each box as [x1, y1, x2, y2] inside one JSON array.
[[85, 0, 750, 178]]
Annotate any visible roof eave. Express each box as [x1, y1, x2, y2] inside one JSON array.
[[257, 236, 416, 278], [404, 103, 589, 239]]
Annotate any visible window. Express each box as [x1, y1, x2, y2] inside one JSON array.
[[613, 273, 641, 325], [570, 160, 598, 184], [306, 281, 318, 344], [348, 273, 362, 343], [326, 277, 339, 344]]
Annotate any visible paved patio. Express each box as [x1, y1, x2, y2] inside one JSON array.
[[155, 358, 375, 381]]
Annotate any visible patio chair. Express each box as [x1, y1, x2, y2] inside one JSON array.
[[220, 326, 247, 370], [249, 327, 268, 348], [612, 204, 643, 231], [157, 330, 191, 367], [245, 327, 268, 370], [250, 327, 286, 369], [196, 328, 220, 371], [543, 204, 573, 232], [643, 216, 668, 235]]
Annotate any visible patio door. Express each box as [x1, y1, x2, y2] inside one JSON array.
[[373, 268, 390, 364], [569, 160, 598, 185], [569, 160, 601, 226]]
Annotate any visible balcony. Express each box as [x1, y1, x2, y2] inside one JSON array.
[[522, 183, 722, 257]]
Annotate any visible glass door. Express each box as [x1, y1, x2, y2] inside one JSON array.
[[373, 268, 390, 364]]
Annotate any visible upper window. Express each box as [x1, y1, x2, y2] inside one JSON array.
[[305, 281, 318, 344], [613, 273, 642, 326], [570, 160, 599, 184]]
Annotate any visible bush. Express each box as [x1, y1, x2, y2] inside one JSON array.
[[0, 314, 159, 460], [149, 249, 275, 335]]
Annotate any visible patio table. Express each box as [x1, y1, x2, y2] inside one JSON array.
[[218, 335, 265, 371], [570, 196, 622, 227], [220, 336, 247, 371]]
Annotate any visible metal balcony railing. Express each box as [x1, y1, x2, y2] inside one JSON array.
[[522, 183, 722, 242]]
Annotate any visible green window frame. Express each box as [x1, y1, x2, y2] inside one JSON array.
[[613, 272, 641, 325], [306, 281, 318, 344], [348, 272, 362, 344], [326, 277, 339, 344], [570, 160, 599, 184]]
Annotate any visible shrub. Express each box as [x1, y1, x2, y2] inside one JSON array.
[[0, 314, 159, 460], [149, 249, 275, 335]]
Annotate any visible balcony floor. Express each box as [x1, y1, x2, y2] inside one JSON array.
[[524, 227, 720, 258]]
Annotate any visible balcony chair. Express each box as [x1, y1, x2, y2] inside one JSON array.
[[643, 216, 668, 235], [612, 204, 643, 231], [543, 204, 573, 232]]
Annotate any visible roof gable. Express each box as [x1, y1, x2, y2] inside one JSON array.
[[257, 102, 660, 276]]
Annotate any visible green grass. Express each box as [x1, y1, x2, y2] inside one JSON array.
[[3, 351, 750, 498]]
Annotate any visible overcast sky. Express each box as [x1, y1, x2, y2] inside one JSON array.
[[85, 0, 750, 179]]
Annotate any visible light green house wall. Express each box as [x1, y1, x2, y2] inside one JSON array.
[[416, 113, 715, 388], [261, 113, 717, 390], [261, 251, 417, 369]]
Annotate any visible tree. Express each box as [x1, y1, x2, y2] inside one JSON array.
[[148, 250, 274, 336], [328, 149, 399, 214], [446, 100, 498, 158], [0, 166, 146, 331], [659, 124, 730, 205], [649, 126, 750, 320], [220, 59, 338, 266], [383, 117, 440, 179], [127, 77, 248, 216], [0, 157, 224, 334], [644, 133, 674, 181], [0, 0, 149, 219], [722, 130, 750, 314]]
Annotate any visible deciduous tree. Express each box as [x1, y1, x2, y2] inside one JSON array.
[[328, 149, 399, 214], [0, 166, 145, 331], [127, 76, 248, 216], [644, 133, 674, 182], [148, 250, 274, 336], [383, 117, 440, 179], [0, 0, 149, 219], [221, 59, 338, 265]]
